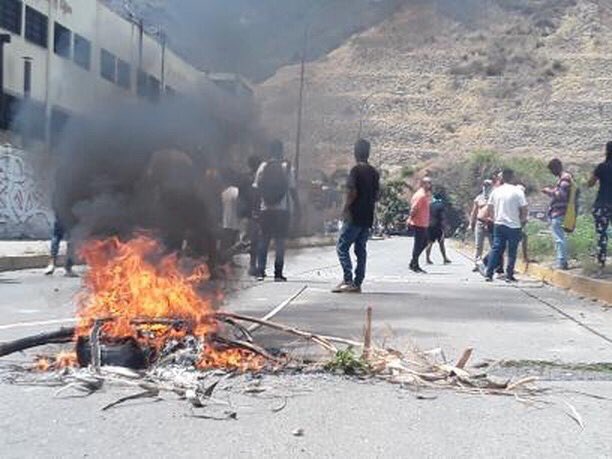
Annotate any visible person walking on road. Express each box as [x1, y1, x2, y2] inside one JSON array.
[[485, 169, 528, 283], [333, 139, 380, 293], [541, 158, 572, 270], [253, 140, 300, 282], [469, 179, 493, 271], [408, 177, 432, 273], [588, 142, 612, 274], [425, 191, 451, 265]]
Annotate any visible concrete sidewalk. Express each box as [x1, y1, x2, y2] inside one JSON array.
[[0, 236, 336, 273]]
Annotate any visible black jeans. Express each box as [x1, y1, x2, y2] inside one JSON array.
[[410, 226, 428, 268], [257, 210, 290, 276]]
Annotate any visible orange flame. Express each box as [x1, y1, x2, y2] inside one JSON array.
[[75, 235, 263, 371]]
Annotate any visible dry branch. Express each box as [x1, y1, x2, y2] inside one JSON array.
[[247, 285, 308, 333], [215, 312, 338, 353]]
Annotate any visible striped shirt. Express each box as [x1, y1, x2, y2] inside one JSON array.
[[548, 172, 572, 218]]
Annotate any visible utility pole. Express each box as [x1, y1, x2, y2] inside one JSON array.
[[0, 34, 11, 129], [294, 28, 308, 181]]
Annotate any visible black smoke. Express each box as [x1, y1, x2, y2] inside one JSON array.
[[51, 80, 264, 255]]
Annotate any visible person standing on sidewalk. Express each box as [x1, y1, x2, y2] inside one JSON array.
[[469, 179, 493, 271], [44, 216, 76, 277], [588, 142, 612, 274], [485, 169, 528, 283], [333, 139, 380, 293], [541, 158, 572, 270], [253, 140, 300, 282], [408, 177, 432, 273]]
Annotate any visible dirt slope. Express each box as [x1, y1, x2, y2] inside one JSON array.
[[258, 0, 612, 175]]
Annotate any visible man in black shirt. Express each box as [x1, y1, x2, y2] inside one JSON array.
[[333, 139, 380, 293], [588, 141, 612, 273], [425, 192, 452, 265]]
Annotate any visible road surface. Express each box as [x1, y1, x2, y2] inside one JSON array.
[[0, 237, 611, 457]]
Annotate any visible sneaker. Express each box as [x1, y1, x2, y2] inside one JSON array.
[[409, 264, 420, 273], [256, 272, 266, 281], [506, 275, 518, 283], [485, 276, 493, 282], [443, 259, 452, 265], [64, 269, 79, 278], [416, 267, 427, 274], [332, 282, 356, 293], [44, 264, 56, 276], [274, 275, 288, 282], [496, 273, 506, 280]]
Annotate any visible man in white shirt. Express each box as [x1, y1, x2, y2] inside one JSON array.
[[485, 169, 528, 282]]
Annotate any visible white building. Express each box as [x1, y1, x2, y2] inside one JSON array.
[[0, 0, 208, 144], [0, 0, 223, 238]]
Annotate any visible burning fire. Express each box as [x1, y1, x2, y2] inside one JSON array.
[[75, 235, 263, 371]]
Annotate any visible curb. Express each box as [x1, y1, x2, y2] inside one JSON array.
[[454, 242, 611, 306], [0, 237, 337, 274], [0, 255, 66, 273], [517, 261, 611, 306], [287, 235, 336, 249]]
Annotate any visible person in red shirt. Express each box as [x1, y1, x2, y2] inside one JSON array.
[[408, 177, 432, 273]]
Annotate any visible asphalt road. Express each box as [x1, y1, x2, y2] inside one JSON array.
[[1, 237, 611, 458]]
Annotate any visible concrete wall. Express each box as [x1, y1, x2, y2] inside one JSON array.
[[0, 143, 52, 238]]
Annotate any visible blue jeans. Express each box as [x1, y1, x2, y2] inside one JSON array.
[[550, 216, 568, 268], [50, 220, 74, 269], [486, 224, 522, 278], [336, 222, 370, 287]]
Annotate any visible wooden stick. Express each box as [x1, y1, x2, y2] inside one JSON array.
[[247, 286, 308, 333], [362, 307, 373, 361], [0, 327, 75, 357], [215, 312, 338, 353], [455, 348, 474, 369]]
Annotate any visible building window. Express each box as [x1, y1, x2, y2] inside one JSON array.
[[137, 70, 147, 97], [73, 34, 91, 70], [100, 49, 116, 82], [0, 0, 22, 35], [148, 76, 161, 102], [54, 22, 71, 58], [25, 6, 47, 48], [116, 59, 130, 89]]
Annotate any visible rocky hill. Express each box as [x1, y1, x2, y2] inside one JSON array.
[[258, 0, 612, 175]]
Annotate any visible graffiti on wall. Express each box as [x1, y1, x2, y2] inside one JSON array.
[[0, 144, 53, 239]]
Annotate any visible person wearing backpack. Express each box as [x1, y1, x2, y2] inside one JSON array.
[[541, 158, 572, 270], [253, 140, 300, 281], [588, 142, 612, 275]]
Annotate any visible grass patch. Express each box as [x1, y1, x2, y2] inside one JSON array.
[[324, 348, 369, 375]]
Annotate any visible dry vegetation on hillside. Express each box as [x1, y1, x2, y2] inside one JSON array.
[[258, 0, 612, 176]]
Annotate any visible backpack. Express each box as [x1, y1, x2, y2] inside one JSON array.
[[563, 178, 580, 233], [259, 160, 290, 206]]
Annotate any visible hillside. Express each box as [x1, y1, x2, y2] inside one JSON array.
[[104, 0, 402, 81], [258, 0, 612, 176]]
